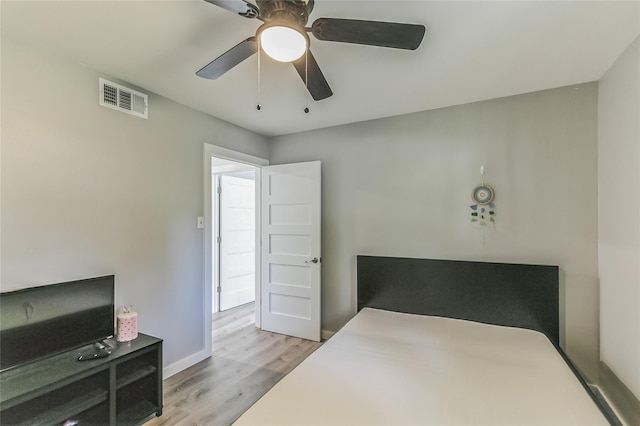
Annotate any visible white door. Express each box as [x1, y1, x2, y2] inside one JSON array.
[[219, 174, 256, 311], [261, 161, 321, 341]]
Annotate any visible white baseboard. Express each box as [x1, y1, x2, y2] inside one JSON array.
[[162, 348, 210, 379]]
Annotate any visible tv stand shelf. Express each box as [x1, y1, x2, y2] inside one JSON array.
[[0, 333, 162, 426]]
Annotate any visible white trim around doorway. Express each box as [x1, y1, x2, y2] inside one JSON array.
[[203, 144, 269, 359]]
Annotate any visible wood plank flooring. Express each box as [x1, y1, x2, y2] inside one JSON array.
[[145, 303, 322, 426]]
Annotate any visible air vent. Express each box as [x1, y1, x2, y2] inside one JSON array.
[[99, 78, 148, 119]]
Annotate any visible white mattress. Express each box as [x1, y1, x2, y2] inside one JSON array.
[[234, 308, 608, 425]]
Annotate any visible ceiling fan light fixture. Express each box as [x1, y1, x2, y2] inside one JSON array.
[[259, 25, 308, 62]]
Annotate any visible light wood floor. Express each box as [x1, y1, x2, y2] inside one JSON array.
[[145, 302, 322, 426]]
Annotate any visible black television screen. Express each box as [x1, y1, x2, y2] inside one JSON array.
[[0, 275, 115, 371]]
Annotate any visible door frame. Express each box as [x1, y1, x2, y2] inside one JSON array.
[[203, 144, 268, 357]]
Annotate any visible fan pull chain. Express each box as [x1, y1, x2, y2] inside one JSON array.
[[256, 39, 262, 111], [303, 49, 310, 114]]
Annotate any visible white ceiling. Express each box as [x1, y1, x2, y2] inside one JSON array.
[[2, 1, 639, 137]]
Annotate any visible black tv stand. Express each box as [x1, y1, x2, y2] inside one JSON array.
[[0, 333, 162, 426]]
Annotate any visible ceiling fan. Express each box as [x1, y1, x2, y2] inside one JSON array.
[[196, 0, 426, 101]]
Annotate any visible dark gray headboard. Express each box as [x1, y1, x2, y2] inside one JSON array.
[[357, 256, 560, 345]]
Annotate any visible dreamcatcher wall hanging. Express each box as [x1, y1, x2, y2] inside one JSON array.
[[470, 165, 495, 244]]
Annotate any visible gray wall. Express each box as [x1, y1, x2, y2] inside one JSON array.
[[1, 32, 609, 384], [0, 37, 269, 370], [269, 84, 600, 380], [598, 36, 640, 399]]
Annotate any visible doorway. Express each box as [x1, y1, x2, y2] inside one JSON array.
[[203, 145, 321, 362], [212, 164, 257, 313], [203, 145, 269, 359]]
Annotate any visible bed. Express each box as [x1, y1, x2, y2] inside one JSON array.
[[234, 256, 615, 425]]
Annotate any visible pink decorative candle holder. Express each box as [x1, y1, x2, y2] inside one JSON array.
[[117, 306, 138, 342]]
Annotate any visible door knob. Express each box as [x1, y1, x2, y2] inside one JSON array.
[[305, 257, 319, 264]]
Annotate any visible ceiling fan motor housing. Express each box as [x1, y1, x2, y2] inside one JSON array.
[[257, 0, 314, 25]]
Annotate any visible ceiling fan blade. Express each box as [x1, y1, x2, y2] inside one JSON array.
[[203, 0, 259, 18], [311, 18, 425, 50], [292, 50, 333, 101], [196, 37, 258, 79]]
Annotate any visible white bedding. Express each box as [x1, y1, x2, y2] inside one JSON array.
[[234, 308, 608, 425]]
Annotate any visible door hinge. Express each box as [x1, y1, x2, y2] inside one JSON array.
[[217, 236, 221, 244], [217, 286, 222, 293], [217, 186, 222, 194]]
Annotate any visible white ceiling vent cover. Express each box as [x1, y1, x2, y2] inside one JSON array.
[[99, 78, 148, 119]]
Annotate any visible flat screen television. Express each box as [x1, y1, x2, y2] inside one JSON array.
[[0, 275, 115, 371]]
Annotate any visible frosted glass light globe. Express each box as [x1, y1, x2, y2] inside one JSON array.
[[260, 26, 307, 62]]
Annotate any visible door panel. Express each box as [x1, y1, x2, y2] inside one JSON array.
[[261, 161, 321, 341]]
